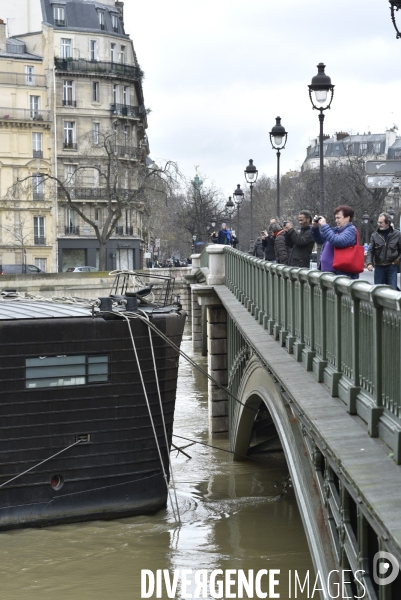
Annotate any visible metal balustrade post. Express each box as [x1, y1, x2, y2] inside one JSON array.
[[285, 268, 300, 353], [301, 271, 316, 370], [266, 264, 276, 334], [312, 272, 328, 382], [293, 269, 308, 361], [323, 276, 346, 397]]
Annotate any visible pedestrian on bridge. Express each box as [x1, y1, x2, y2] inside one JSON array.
[[311, 205, 363, 279], [261, 218, 277, 262], [284, 210, 314, 268], [270, 222, 289, 264], [366, 212, 401, 289], [217, 223, 231, 245]]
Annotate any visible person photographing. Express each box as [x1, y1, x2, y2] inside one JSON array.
[[311, 205, 363, 279]]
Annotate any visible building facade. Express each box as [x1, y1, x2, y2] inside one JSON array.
[[303, 128, 400, 169], [0, 19, 53, 271], [1, 0, 148, 271]]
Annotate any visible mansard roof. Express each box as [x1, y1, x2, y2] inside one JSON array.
[[42, 0, 128, 37]]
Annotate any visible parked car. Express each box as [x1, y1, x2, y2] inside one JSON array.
[[65, 266, 99, 272], [0, 264, 43, 275]]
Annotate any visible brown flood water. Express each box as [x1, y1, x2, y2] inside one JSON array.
[[0, 328, 314, 599]]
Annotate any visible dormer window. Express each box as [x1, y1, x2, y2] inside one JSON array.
[[98, 10, 105, 30], [54, 6, 65, 27], [111, 14, 119, 32]]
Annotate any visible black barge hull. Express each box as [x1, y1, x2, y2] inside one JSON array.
[[0, 307, 186, 530]]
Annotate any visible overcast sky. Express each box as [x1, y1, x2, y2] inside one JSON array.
[[126, 0, 401, 195]]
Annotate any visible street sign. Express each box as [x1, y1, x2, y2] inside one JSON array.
[[365, 175, 395, 189], [144, 252, 151, 258], [365, 160, 401, 175], [155, 238, 160, 247]]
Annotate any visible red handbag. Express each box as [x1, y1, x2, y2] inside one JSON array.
[[332, 228, 365, 274]]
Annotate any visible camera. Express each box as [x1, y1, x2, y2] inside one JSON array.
[[313, 215, 322, 223], [283, 221, 288, 227]]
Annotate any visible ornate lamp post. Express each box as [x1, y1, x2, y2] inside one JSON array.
[[388, 206, 395, 226], [244, 159, 258, 249], [269, 117, 287, 218], [225, 196, 235, 232], [308, 63, 335, 214], [233, 184, 244, 249], [389, 1, 401, 38]]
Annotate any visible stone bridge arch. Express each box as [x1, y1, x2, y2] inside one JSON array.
[[231, 355, 337, 590]]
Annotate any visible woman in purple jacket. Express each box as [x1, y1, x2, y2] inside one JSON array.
[[311, 205, 359, 279]]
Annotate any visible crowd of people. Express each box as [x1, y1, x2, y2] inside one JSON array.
[[211, 205, 401, 290]]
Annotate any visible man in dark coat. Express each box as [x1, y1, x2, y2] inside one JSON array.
[[284, 210, 315, 268], [261, 218, 277, 261], [366, 212, 401, 289]]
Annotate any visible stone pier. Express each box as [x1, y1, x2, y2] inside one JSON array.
[[186, 246, 228, 437]]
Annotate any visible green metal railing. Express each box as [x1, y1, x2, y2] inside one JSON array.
[[224, 246, 401, 462]]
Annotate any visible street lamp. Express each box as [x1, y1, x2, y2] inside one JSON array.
[[244, 159, 258, 249], [388, 206, 395, 225], [308, 62, 335, 214], [389, 1, 401, 38], [269, 117, 288, 219], [233, 184, 244, 249], [225, 196, 235, 231], [210, 216, 216, 229]]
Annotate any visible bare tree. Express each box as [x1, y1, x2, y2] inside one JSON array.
[[7, 130, 181, 270], [0, 211, 34, 265], [175, 179, 226, 251]]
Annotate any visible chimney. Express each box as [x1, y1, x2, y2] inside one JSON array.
[[386, 128, 397, 155], [0, 19, 6, 52], [336, 131, 349, 141], [115, 2, 124, 26]]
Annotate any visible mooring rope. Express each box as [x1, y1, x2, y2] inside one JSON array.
[[123, 312, 259, 417], [139, 309, 181, 523], [120, 312, 181, 524], [0, 440, 83, 489]]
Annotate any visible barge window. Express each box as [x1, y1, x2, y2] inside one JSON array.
[[26, 355, 108, 388]]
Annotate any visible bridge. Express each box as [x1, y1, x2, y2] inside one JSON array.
[[186, 245, 401, 600]]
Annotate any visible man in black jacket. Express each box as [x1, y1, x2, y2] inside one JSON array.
[[366, 212, 401, 289], [284, 210, 314, 268], [261, 218, 277, 261]]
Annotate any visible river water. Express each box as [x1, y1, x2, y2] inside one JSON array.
[[0, 327, 314, 599]]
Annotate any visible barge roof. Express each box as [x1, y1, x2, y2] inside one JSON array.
[[0, 300, 92, 320]]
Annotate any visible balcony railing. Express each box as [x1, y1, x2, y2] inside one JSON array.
[[115, 226, 135, 236], [33, 150, 43, 158], [54, 58, 143, 80], [113, 145, 142, 159], [34, 236, 46, 245], [110, 103, 144, 118], [63, 142, 77, 150], [0, 107, 51, 122], [65, 226, 80, 235], [0, 71, 46, 87], [54, 20, 65, 27], [62, 99, 77, 107], [58, 187, 136, 200], [33, 191, 44, 201]]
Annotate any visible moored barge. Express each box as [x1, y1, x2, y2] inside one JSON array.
[[0, 272, 186, 529]]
